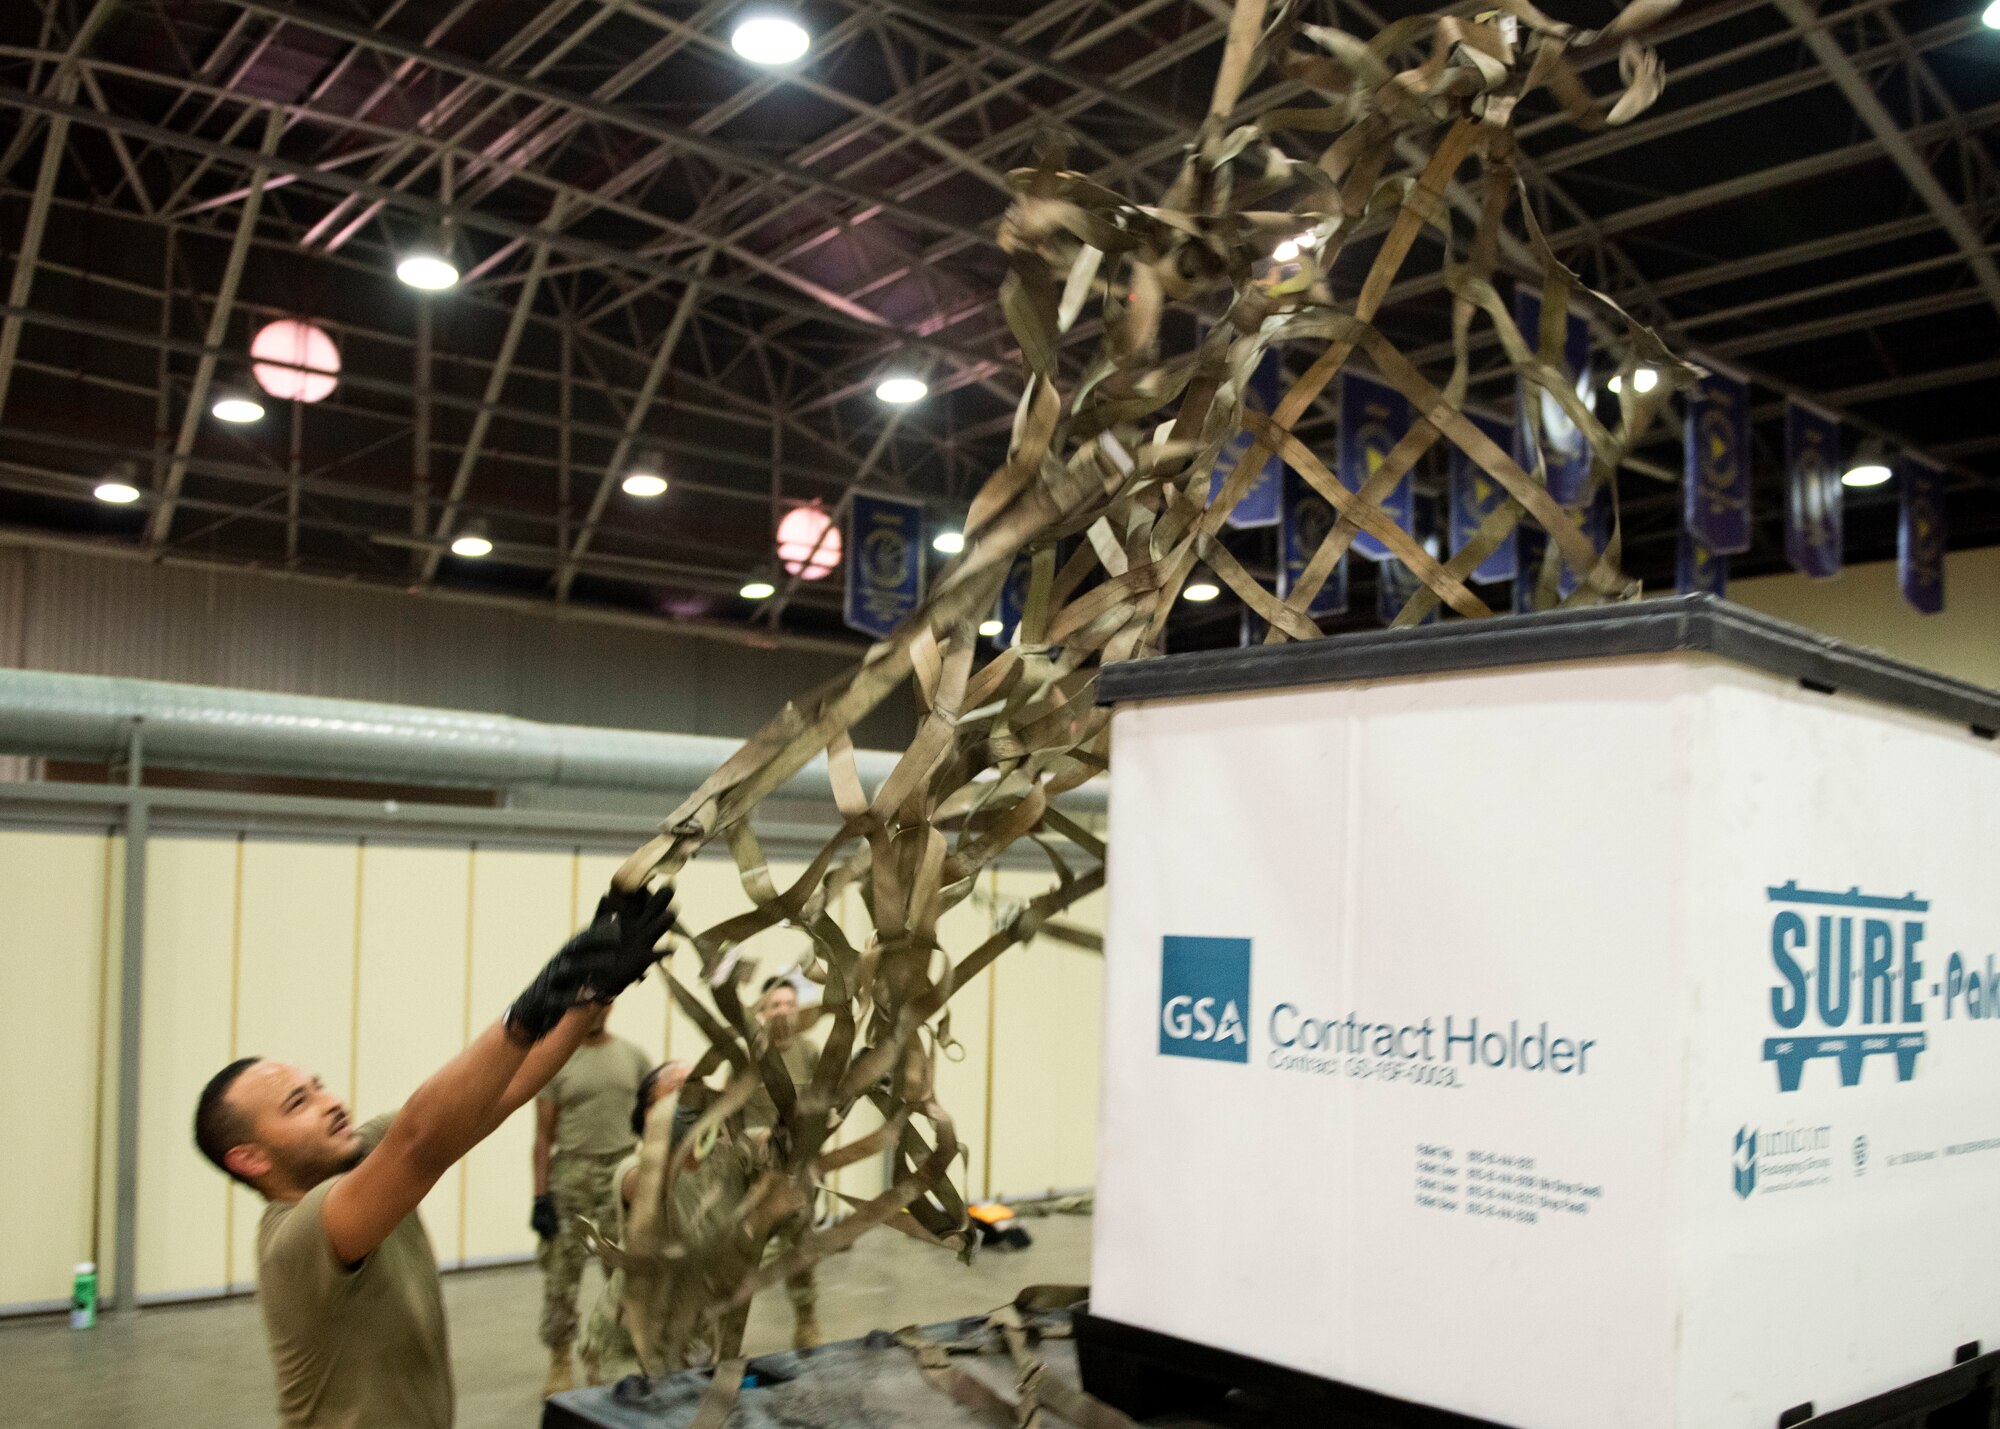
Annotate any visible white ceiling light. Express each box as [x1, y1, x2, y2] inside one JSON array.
[[396, 252, 460, 291], [932, 530, 964, 554], [1272, 239, 1301, 263], [210, 390, 266, 424], [1841, 462, 1892, 488], [740, 580, 777, 600], [622, 471, 669, 498], [731, 13, 810, 65], [94, 481, 141, 504], [875, 375, 928, 405], [1607, 367, 1659, 395], [1985, 0, 2000, 29], [979, 618, 1004, 637], [449, 523, 493, 558], [1184, 581, 1221, 603]]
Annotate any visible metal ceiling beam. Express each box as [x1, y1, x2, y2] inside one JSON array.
[[419, 209, 564, 582], [555, 247, 713, 601], [0, 82, 1009, 377], [1705, 287, 1991, 358], [1770, 0, 2000, 320], [145, 106, 283, 549], [216, 0, 990, 247]]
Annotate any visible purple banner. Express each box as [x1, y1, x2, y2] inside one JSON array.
[[1784, 399, 1843, 579], [1448, 411, 1519, 584], [1557, 483, 1615, 600], [1900, 456, 1945, 615], [1279, 467, 1348, 617], [1210, 352, 1282, 528], [1684, 363, 1752, 555], [1513, 288, 1593, 507], [1676, 528, 1728, 599], [1338, 371, 1414, 562]]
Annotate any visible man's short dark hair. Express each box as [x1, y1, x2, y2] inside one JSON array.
[[761, 975, 790, 995], [194, 1057, 263, 1186], [632, 1063, 666, 1138]]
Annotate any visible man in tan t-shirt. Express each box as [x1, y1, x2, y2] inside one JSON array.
[[530, 1000, 650, 1393], [191, 884, 676, 1429]]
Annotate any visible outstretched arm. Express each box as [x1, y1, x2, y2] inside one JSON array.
[[325, 1011, 591, 1264], [320, 883, 677, 1265]]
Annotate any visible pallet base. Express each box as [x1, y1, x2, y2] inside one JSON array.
[[1071, 1311, 2000, 1429]]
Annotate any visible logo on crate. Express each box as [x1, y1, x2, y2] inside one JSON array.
[[1765, 883, 1930, 1092], [1731, 1123, 1833, 1201], [1732, 1126, 1757, 1199], [1159, 936, 1250, 1063]]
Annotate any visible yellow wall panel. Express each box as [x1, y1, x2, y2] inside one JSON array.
[[0, 831, 113, 1308], [930, 887, 993, 1205], [988, 873, 1105, 1199], [228, 840, 360, 1290], [461, 848, 574, 1263], [136, 837, 238, 1297], [95, 836, 125, 1300], [355, 843, 472, 1267]]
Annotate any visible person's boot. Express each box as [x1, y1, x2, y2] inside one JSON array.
[[543, 1346, 576, 1397], [792, 1309, 823, 1351]]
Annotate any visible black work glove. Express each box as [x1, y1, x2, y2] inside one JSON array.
[[506, 883, 677, 1044], [531, 1193, 559, 1241]]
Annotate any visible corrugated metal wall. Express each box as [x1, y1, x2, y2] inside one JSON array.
[[0, 548, 913, 747]]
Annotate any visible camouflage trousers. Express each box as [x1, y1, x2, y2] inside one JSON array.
[[764, 1213, 817, 1319], [538, 1151, 625, 1350]]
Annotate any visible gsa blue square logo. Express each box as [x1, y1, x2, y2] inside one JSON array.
[[1159, 936, 1251, 1063]]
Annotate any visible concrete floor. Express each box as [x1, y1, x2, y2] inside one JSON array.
[[0, 1215, 1095, 1429]]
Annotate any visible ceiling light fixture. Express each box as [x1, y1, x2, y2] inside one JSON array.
[[210, 389, 266, 424], [740, 580, 777, 600], [396, 251, 460, 291], [94, 481, 141, 504], [250, 319, 341, 403], [1184, 581, 1221, 603], [622, 471, 669, 498], [731, 12, 811, 65], [1607, 367, 1660, 395], [979, 618, 1004, 637], [932, 530, 964, 555], [1841, 461, 1892, 488], [1985, 0, 2000, 30], [449, 523, 493, 558], [876, 374, 928, 405]]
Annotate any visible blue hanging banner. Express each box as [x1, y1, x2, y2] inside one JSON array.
[[1784, 399, 1843, 579], [1676, 528, 1728, 598], [1684, 359, 1752, 555], [1279, 467, 1348, 616], [1377, 494, 1440, 626], [1448, 410, 1519, 584], [1556, 483, 1615, 600], [1900, 456, 1946, 615], [992, 556, 1031, 646], [1514, 524, 1545, 613], [1209, 352, 1283, 528], [843, 492, 924, 640], [1338, 371, 1414, 561], [1512, 288, 1593, 507]]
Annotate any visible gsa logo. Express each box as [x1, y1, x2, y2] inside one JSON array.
[[1733, 1126, 1757, 1199], [1159, 936, 1250, 1064]]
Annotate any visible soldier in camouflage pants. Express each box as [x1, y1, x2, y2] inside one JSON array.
[[538, 1151, 627, 1353]]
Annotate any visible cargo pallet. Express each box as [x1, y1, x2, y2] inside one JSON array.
[[1076, 1310, 2000, 1428]]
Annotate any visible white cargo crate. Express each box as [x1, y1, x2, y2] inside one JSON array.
[[1089, 597, 2000, 1429]]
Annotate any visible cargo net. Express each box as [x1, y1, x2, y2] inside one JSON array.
[[601, 0, 1691, 1381]]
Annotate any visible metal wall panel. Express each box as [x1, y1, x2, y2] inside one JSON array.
[[0, 549, 912, 747]]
